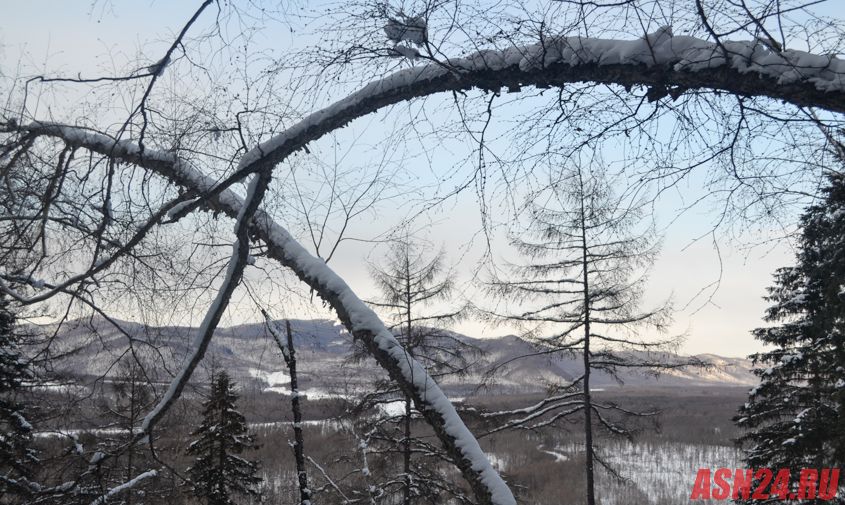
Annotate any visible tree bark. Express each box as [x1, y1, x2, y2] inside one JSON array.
[[579, 173, 596, 505], [403, 253, 414, 505], [282, 320, 311, 505]]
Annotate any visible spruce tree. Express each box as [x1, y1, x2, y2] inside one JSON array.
[[735, 172, 845, 504], [0, 296, 38, 500], [186, 370, 262, 505]]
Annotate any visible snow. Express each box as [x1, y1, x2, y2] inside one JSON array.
[[486, 453, 508, 471], [392, 45, 420, 60], [234, 28, 844, 175], [264, 316, 291, 360], [513, 26, 845, 93], [166, 198, 198, 219], [248, 368, 290, 386], [249, 366, 357, 399], [537, 444, 569, 463], [294, 388, 348, 401], [34, 426, 138, 439], [89, 470, 157, 505], [12, 411, 32, 431], [263, 386, 350, 400], [781, 352, 802, 364], [146, 55, 170, 76], [378, 400, 407, 417], [384, 15, 427, 45], [794, 408, 810, 424]]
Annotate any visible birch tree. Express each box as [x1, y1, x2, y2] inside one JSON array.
[[264, 316, 313, 505]]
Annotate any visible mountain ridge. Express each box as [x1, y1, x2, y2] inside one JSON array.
[[34, 316, 758, 395]]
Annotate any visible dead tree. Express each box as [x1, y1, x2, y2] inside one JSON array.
[[264, 316, 312, 505]]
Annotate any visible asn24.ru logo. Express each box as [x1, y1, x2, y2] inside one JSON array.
[[690, 468, 840, 501]]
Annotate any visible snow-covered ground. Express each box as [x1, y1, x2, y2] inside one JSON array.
[[246, 419, 741, 504], [554, 440, 739, 505]]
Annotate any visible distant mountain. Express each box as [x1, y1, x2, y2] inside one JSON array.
[[34, 317, 757, 398]]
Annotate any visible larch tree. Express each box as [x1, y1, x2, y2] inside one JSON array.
[[481, 164, 692, 505], [735, 171, 845, 504], [186, 370, 263, 505], [0, 295, 38, 501], [362, 238, 476, 505]]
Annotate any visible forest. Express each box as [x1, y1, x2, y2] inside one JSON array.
[[1, 1, 844, 504]]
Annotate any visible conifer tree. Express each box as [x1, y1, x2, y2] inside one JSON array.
[[362, 238, 475, 505], [735, 172, 845, 504], [481, 165, 687, 505], [0, 295, 38, 501], [186, 370, 262, 505]]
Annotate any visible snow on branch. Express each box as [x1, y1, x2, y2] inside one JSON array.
[[384, 13, 427, 46], [10, 27, 845, 505], [8, 27, 845, 204], [4, 122, 517, 505], [140, 170, 273, 435], [251, 205, 517, 505], [88, 470, 157, 505], [233, 25, 845, 174], [262, 310, 291, 361]]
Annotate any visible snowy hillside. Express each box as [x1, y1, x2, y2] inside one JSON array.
[[35, 317, 757, 395]]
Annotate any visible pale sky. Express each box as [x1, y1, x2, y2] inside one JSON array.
[[1, 1, 820, 358]]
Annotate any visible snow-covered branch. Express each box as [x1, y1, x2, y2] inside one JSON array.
[[235, 25, 845, 178], [2, 133, 515, 505], [88, 470, 157, 505], [140, 170, 273, 435]]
